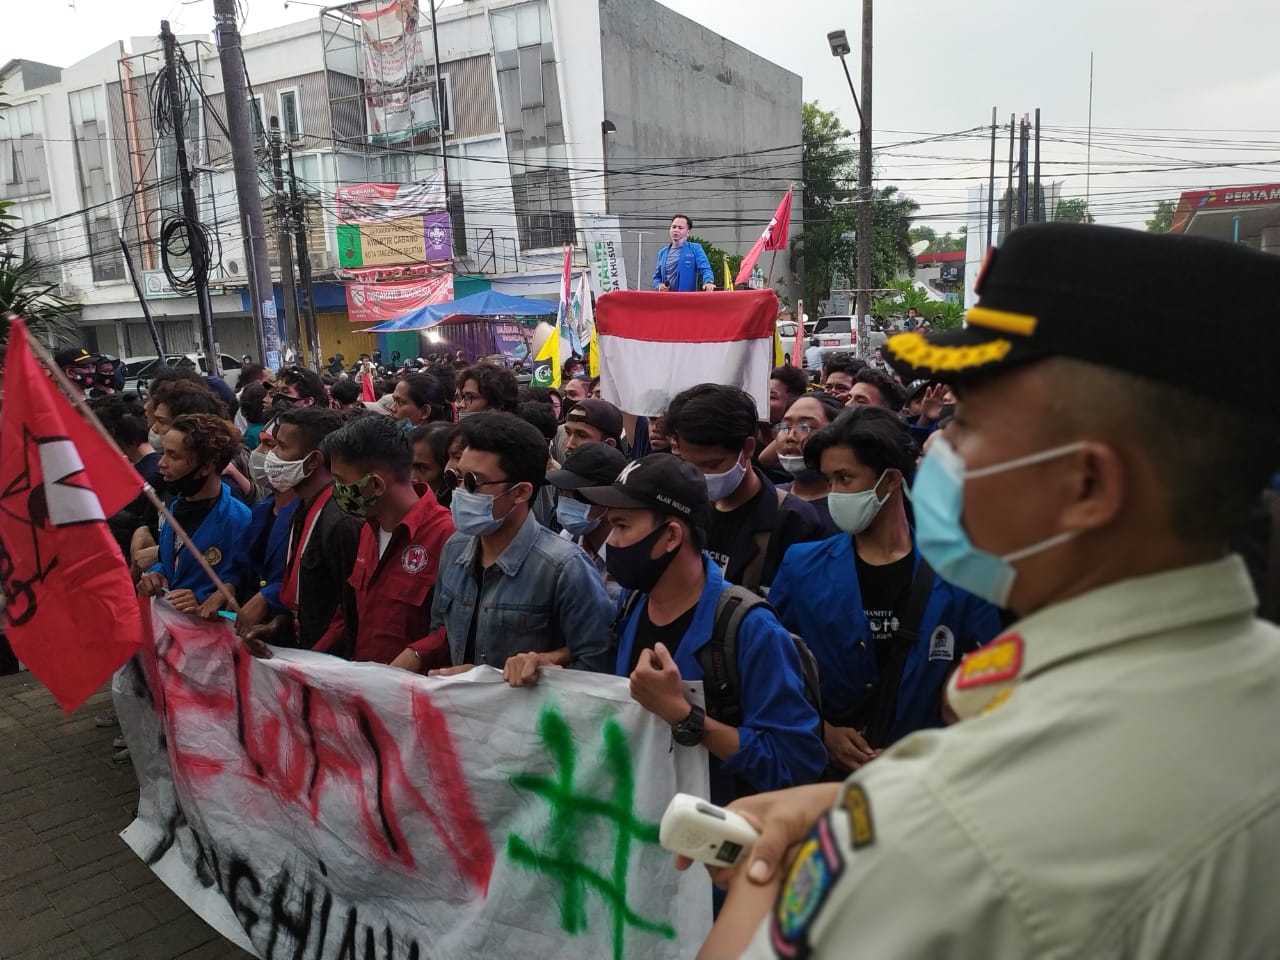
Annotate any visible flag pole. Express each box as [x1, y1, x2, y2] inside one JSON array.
[[15, 315, 241, 614]]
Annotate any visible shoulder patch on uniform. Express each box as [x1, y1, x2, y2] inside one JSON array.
[[203, 546, 222, 566], [954, 633, 1024, 690], [927, 625, 955, 661], [840, 784, 875, 849], [770, 815, 844, 959], [401, 544, 429, 574]]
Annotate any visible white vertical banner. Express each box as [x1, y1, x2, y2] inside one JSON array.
[[582, 213, 629, 297]]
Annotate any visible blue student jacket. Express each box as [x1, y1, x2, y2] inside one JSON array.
[[243, 495, 300, 614], [651, 242, 715, 291], [614, 556, 826, 806], [149, 483, 252, 602], [770, 534, 1002, 744]]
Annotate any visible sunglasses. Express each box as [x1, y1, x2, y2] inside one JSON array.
[[458, 471, 516, 495]]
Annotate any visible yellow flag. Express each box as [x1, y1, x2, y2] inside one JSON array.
[[534, 320, 562, 387], [773, 328, 784, 368], [723, 257, 733, 291], [588, 325, 600, 378]]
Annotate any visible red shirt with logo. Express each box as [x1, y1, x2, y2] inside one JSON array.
[[314, 493, 453, 666]]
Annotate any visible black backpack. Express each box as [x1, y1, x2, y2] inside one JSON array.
[[618, 585, 824, 730]]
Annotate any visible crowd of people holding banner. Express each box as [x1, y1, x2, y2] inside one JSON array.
[[8, 217, 1280, 958], [78, 311, 1005, 802]]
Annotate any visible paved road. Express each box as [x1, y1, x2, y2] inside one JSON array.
[[0, 672, 253, 960]]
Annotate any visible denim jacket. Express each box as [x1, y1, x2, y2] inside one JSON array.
[[430, 513, 615, 673]]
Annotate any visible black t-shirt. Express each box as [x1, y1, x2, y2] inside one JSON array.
[[171, 492, 219, 552], [705, 489, 761, 577], [463, 558, 488, 665], [854, 549, 914, 668], [627, 602, 698, 675]]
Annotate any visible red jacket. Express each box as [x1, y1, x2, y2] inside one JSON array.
[[314, 493, 453, 666]]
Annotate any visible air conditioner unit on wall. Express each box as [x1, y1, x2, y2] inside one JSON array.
[[308, 250, 336, 274], [224, 257, 245, 277]]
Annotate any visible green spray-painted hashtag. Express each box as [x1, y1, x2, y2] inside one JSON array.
[[507, 704, 676, 960]]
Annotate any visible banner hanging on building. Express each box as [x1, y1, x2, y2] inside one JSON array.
[[335, 177, 451, 270], [346, 273, 453, 324], [115, 602, 711, 960], [349, 0, 425, 86], [582, 213, 629, 295]]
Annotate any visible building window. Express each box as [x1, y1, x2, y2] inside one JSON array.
[[250, 95, 266, 145], [511, 167, 576, 250], [280, 89, 301, 141], [89, 214, 124, 283]]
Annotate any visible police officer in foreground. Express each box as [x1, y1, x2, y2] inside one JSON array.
[[701, 223, 1280, 959]]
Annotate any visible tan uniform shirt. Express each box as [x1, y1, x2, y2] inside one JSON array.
[[746, 555, 1280, 959]]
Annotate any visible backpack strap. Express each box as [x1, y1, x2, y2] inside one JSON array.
[[699, 586, 764, 728], [865, 558, 936, 747]]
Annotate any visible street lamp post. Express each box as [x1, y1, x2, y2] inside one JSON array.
[[828, 3, 873, 358]]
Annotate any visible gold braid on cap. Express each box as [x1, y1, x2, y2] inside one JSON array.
[[884, 332, 1014, 372]]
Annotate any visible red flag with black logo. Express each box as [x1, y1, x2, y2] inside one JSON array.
[[0, 320, 145, 710]]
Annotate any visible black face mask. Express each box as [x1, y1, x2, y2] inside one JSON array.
[[168, 466, 210, 499], [605, 523, 678, 593]]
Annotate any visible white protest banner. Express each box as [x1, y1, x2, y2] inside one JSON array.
[[114, 602, 711, 960], [583, 213, 629, 296]]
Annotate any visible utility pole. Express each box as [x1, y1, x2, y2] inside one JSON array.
[[1003, 113, 1015, 239], [269, 116, 301, 362], [288, 144, 322, 370], [160, 22, 220, 375], [854, 0, 874, 359], [1017, 115, 1030, 227], [1033, 107, 1043, 223], [986, 106, 997, 250], [427, 0, 451, 209], [213, 0, 280, 369]]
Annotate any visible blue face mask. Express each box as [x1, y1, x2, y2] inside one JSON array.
[[910, 435, 1085, 607], [449, 487, 512, 537], [556, 497, 602, 537]]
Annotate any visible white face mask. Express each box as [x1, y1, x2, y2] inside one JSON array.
[[148, 429, 165, 452], [827, 471, 892, 535], [704, 455, 746, 502], [264, 450, 314, 492], [778, 454, 809, 476]]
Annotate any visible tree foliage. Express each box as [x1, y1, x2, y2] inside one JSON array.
[[1146, 199, 1175, 233], [795, 102, 858, 311], [690, 234, 743, 289], [909, 225, 966, 254], [795, 101, 923, 312], [1054, 197, 1094, 224]]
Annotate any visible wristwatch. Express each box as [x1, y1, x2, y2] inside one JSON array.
[[671, 704, 705, 747]]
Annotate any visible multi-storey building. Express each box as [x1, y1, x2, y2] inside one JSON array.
[[1, 0, 801, 365]]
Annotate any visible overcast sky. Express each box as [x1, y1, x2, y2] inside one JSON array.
[[7, 0, 1280, 233]]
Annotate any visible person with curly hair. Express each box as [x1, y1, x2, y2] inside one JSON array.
[[137, 413, 252, 619]]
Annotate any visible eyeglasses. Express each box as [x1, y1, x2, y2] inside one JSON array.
[[772, 422, 817, 437], [454, 391, 482, 407], [460, 471, 515, 495]]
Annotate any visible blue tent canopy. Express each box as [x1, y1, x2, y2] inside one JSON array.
[[361, 290, 557, 333]]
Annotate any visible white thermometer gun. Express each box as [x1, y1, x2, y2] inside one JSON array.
[[659, 793, 761, 868]]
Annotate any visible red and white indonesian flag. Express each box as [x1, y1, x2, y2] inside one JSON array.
[[596, 289, 779, 419]]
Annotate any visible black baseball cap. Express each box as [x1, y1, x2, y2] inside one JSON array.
[[882, 222, 1280, 411], [55, 346, 92, 367], [546, 441, 628, 490], [566, 398, 623, 441], [580, 454, 709, 532]]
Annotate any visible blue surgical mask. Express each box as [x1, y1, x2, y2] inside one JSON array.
[[450, 487, 509, 537], [704, 455, 746, 502], [910, 435, 1085, 607], [556, 497, 601, 537]]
